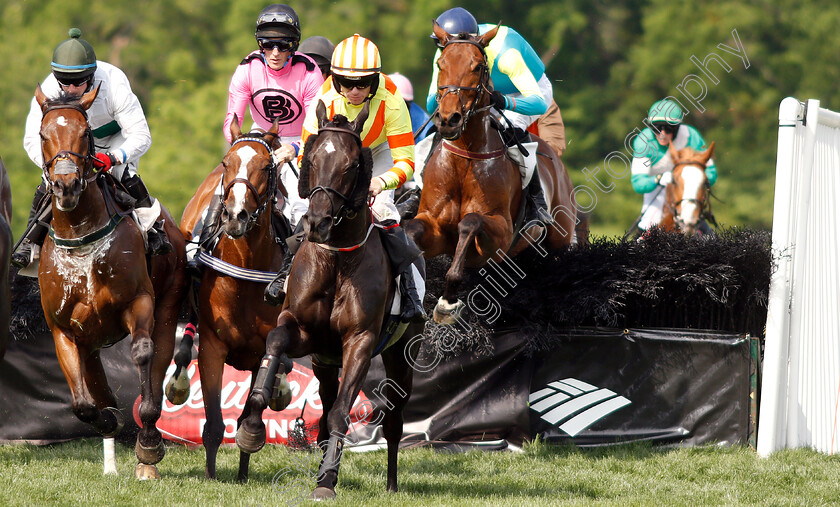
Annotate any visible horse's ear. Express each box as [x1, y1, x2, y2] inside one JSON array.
[[479, 24, 500, 47], [265, 117, 281, 146], [230, 113, 242, 140], [432, 20, 450, 47], [348, 100, 370, 135], [701, 141, 716, 162], [668, 142, 680, 162], [35, 84, 48, 111], [316, 100, 330, 129], [78, 83, 100, 111]]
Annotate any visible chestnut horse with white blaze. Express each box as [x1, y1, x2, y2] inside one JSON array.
[[405, 22, 580, 324], [34, 84, 187, 479], [660, 142, 715, 235], [178, 118, 287, 481]]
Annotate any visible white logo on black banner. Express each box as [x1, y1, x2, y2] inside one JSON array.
[[529, 378, 631, 436]]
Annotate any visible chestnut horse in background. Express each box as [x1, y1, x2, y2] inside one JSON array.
[[34, 85, 187, 478], [0, 155, 11, 360], [406, 22, 580, 324], [661, 142, 716, 235], [178, 119, 287, 481], [237, 101, 423, 500]]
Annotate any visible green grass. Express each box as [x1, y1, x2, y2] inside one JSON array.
[[1, 439, 840, 506]]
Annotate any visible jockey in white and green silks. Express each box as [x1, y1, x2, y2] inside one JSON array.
[[631, 99, 718, 231]]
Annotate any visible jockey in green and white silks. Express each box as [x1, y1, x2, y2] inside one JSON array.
[[631, 99, 718, 231]]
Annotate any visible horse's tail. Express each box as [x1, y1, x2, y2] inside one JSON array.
[[574, 210, 590, 247]]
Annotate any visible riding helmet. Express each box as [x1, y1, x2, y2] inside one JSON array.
[[51, 28, 97, 82], [388, 72, 413, 101], [430, 7, 479, 40], [331, 34, 381, 77], [255, 4, 301, 41], [648, 98, 685, 125], [299, 35, 334, 71]]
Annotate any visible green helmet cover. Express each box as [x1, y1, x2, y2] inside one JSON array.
[[648, 99, 684, 124], [51, 28, 97, 79]]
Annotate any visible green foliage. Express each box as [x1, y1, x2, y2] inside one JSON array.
[[0, 0, 835, 238]]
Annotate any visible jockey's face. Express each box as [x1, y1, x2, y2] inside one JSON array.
[[652, 122, 679, 146], [260, 40, 293, 71], [340, 84, 371, 106]]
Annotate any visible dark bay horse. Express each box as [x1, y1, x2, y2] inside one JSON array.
[[237, 101, 422, 500], [406, 22, 579, 324], [34, 84, 187, 478], [661, 142, 715, 235], [0, 155, 11, 360], [178, 119, 287, 481]]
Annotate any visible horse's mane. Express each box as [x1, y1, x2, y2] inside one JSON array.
[[42, 91, 85, 110]]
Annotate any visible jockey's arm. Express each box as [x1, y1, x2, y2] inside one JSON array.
[[108, 70, 152, 165], [223, 65, 251, 144], [425, 49, 442, 115], [375, 96, 415, 192], [494, 49, 547, 116], [23, 94, 45, 167], [630, 131, 660, 194]]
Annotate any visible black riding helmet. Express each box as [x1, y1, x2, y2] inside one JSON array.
[[255, 4, 301, 46], [51, 28, 97, 84], [299, 36, 334, 74]]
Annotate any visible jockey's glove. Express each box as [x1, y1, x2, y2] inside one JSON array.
[[93, 152, 119, 171], [490, 90, 507, 111], [657, 171, 673, 186]]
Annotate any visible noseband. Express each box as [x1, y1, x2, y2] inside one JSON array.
[[307, 126, 365, 228], [436, 38, 493, 139], [221, 136, 277, 230], [41, 103, 96, 193]]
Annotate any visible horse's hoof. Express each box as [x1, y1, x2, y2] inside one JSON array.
[[165, 370, 190, 405], [134, 463, 161, 480], [135, 439, 166, 465], [101, 407, 125, 438], [309, 486, 336, 501], [235, 425, 266, 454], [433, 297, 463, 325], [269, 373, 292, 412]]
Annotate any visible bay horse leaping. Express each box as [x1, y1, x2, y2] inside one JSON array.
[[34, 84, 187, 479], [405, 22, 580, 324], [237, 101, 423, 500]]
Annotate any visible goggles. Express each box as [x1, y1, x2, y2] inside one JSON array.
[[333, 74, 376, 91], [56, 74, 91, 88], [652, 122, 680, 135], [259, 38, 296, 52]]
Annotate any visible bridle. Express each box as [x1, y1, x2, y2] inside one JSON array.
[[436, 38, 493, 140], [667, 160, 709, 230], [221, 135, 277, 231], [307, 125, 366, 229], [40, 103, 96, 193]]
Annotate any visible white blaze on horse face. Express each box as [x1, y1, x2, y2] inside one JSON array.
[[230, 146, 259, 215], [323, 140, 336, 154], [56, 116, 68, 127], [679, 166, 705, 226]]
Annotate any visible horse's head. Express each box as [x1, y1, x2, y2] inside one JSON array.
[[666, 141, 715, 235], [298, 101, 373, 243], [432, 21, 498, 140], [36, 83, 99, 211], [219, 115, 281, 238]]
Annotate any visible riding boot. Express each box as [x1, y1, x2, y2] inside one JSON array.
[[379, 220, 425, 322], [396, 187, 422, 221], [264, 222, 304, 306], [11, 183, 51, 269], [122, 173, 173, 256], [398, 264, 427, 323], [524, 171, 549, 225], [186, 194, 224, 277]]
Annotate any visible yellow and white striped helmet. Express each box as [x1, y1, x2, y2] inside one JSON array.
[[331, 34, 381, 77]]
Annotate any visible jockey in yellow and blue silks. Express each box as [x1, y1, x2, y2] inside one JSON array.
[[425, 8, 552, 138], [631, 98, 718, 233]]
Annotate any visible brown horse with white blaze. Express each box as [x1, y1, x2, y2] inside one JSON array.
[[405, 22, 579, 324], [34, 84, 187, 478], [237, 101, 422, 500], [178, 119, 287, 481], [660, 142, 715, 235]]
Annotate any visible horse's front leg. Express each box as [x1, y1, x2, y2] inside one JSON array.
[[405, 214, 448, 259], [310, 335, 375, 500], [124, 294, 166, 479], [312, 361, 340, 445], [197, 330, 227, 480], [436, 212, 510, 324], [237, 314, 298, 454]]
